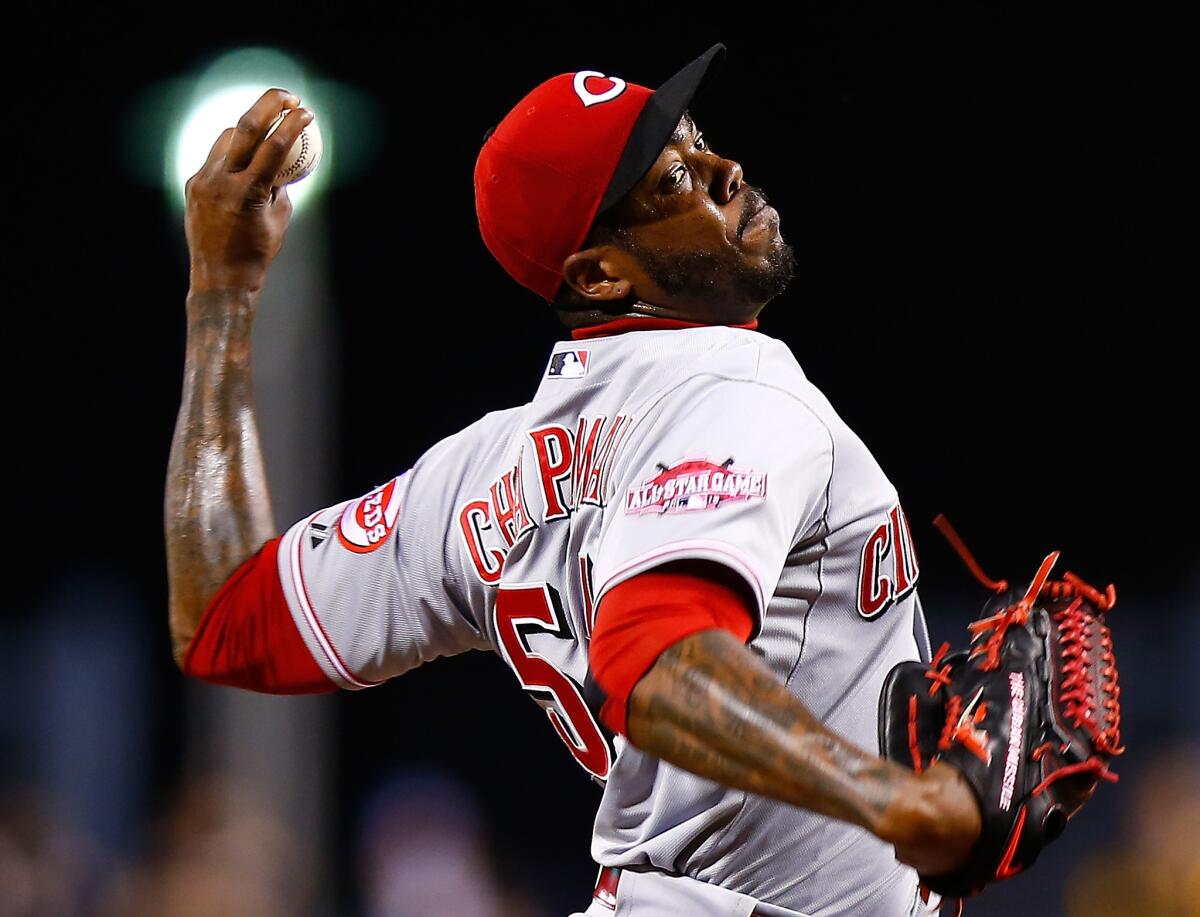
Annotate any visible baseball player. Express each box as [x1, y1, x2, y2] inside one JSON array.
[[167, 44, 984, 916]]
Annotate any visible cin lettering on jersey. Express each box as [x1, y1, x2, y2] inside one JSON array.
[[458, 415, 632, 585], [856, 503, 920, 620]]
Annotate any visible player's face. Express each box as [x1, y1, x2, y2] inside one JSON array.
[[605, 114, 795, 319]]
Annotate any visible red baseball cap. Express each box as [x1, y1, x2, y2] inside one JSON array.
[[474, 44, 727, 302]]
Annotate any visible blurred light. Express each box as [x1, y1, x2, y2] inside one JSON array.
[[124, 47, 380, 210], [168, 48, 331, 212]]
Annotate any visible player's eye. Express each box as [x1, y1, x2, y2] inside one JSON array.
[[665, 164, 691, 191], [694, 132, 708, 152]]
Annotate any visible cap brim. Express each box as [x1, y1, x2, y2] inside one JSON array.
[[597, 43, 727, 214]]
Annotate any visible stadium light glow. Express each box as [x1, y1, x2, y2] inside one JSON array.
[[168, 48, 331, 212]]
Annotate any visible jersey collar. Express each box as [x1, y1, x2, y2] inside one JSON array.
[[569, 316, 759, 340]]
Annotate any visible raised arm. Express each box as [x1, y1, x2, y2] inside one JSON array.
[[165, 90, 314, 666], [626, 628, 981, 875]]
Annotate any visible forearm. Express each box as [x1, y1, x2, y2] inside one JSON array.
[[165, 289, 277, 666], [627, 629, 978, 869]]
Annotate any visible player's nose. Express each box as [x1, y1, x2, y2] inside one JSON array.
[[711, 156, 744, 205]]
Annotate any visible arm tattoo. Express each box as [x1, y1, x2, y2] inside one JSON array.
[[627, 628, 921, 835], [164, 289, 277, 666]]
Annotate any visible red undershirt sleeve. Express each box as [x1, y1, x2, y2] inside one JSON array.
[[588, 561, 755, 737], [182, 536, 336, 694]]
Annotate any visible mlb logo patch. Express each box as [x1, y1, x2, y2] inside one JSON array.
[[546, 349, 590, 378]]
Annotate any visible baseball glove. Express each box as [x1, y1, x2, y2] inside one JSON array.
[[878, 515, 1123, 901]]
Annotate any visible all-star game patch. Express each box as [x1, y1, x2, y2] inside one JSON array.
[[546, 349, 590, 378], [625, 457, 768, 515]]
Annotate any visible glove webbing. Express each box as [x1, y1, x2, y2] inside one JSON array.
[[928, 514, 1123, 798], [1050, 585, 1123, 755]]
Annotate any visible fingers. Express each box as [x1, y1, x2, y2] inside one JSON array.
[[203, 127, 236, 171], [185, 128, 234, 193], [224, 88, 301, 174], [246, 107, 314, 193]]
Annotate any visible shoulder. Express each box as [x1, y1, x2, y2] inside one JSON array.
[[406, 405, 528, 493], [419, 405, 527, 458], [638, 330, 824, 429]]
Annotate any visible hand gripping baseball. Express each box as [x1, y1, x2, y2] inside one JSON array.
[[184, 88, 314, 294], [878, 516, 1123, 901]]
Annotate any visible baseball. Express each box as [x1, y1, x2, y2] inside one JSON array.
[[266, 109, 323, 186]]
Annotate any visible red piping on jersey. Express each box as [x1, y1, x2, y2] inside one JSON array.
[[183, 536, 335, 694], [570, 316, 759, 340], [589, 563, 755, 736], [289, 518, 385, 688]]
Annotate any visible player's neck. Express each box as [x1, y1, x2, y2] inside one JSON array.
[[559, 299, 763, 336], [570, 314, 758, 340]]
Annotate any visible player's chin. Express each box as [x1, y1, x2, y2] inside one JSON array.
[[739, 233, 789, 271]]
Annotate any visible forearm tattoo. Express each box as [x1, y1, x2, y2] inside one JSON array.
[[627, 629, 919, 834], [164, 290, 277, 664]]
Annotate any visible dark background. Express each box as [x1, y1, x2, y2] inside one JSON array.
[[6, 6, 1197, 916]]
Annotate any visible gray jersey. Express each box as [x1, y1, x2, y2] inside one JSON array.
[[276, 325, 930, 917]]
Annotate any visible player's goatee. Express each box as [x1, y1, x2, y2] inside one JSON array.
[[629, 189, 796, 307], [640, 236, 795, 304]]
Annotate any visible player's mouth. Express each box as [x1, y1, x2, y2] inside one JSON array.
[[736, 191, 779, 244], [737, 196, 764, 238], [741, 204, 779, 242]]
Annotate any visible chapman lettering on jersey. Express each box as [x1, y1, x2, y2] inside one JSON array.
[[457, 455, 534, 586], [459, 414, 633, 584]]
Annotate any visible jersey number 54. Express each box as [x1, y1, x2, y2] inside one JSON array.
[[494, 583, 614, 780]]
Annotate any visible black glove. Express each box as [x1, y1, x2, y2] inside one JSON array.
[[879, 533, 1123, 899]]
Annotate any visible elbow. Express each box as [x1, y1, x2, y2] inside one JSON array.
[[589, 562, 759, 738], [589, 621, 696, 743], [167, 592, 199, 674], [586, 622, 666, 741], [171, 637, 191, 673], [584, 627, 627, 738], [170, 624, 196, 674]]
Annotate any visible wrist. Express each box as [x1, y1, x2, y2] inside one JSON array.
[[874, 768, 931, 846], [185, 288, 261, 337], [880, 763, 982, 875], [189, 260, 268, 296]]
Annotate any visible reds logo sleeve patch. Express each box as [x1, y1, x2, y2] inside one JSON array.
[[625, 457, 768, 515], [337, 477, 404, 553]]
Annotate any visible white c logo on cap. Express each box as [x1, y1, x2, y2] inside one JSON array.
[[573, 71, 627, 108]]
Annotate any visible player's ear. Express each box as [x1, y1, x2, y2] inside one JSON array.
[[561, 247, 634, 303]]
